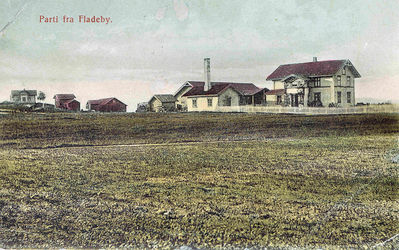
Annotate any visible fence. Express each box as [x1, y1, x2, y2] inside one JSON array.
[[214, 104, 399, 114]]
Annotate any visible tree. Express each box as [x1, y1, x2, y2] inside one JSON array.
[[37, 91, 46, 108]]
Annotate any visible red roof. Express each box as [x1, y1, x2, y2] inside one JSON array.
[[54, 94, 76, 100], [64, 99, 80, 104], [266, 60, 360, 80], [265, 89, 285, 95], [87, 97, 127, 106], [183, 81, 264, 97]]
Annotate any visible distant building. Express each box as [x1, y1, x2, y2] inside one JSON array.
[[10, 89, 37, 103], [266, 57, 361, 107], [86, 97, 127, 112], [53, 94, 80, 111], [136, 102, 149, 113], [148, 95, 176, 112], [174, 58, 267, 112]]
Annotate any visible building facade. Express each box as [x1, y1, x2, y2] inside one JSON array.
[[183, 82, 266, 112], [10, 89, 37, 103], [53, 94, 80, 111], [148, 95, 176, 112], [86, 97, 127, 112], [266, 58, 361, 107], [175, 58, 266, 112]]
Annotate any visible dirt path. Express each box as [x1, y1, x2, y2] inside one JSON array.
[[22, 137, 296, 150]]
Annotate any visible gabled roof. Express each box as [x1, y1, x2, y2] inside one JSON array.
[[266, 59, 361, 81], [281, 74, 310, 82], [87, 97, 127, 106], [64, 99, 80, 105], [11, 89, 37, 96], [174, 81, 204, 97], [182, 81, 264, 97], [265, 89, 285, 95], [53, 94, 76, 100], [151, 94, 176, 103]]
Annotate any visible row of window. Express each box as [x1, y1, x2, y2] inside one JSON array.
[[314, 91, 352, 104], [192, 98, 215, 108], [310, 76, 352, 87], [193, 91, 352, 108], [337, 75, 352, 86]]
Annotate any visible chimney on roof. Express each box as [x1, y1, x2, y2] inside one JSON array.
[[313, 57, 317, 62], [204, 58, 211, 91]]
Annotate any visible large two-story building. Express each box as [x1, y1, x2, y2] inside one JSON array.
[[266, 58, 361, 107]]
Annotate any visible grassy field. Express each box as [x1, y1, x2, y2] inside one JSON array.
[[0, 112, 398, 248]]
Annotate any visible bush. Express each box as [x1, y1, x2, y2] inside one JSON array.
[[308, 100, 323, 107], [328, 103, 337, 108]]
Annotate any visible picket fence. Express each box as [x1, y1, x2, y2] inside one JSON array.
[[214, 104, 399, 114]]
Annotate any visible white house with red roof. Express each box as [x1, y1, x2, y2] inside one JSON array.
[[174, 58, 267, 112], [266, 57, 361, 107]]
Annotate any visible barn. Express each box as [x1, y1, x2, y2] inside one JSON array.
[[53, 94, 80, 111], [86, 97, 127, 112]]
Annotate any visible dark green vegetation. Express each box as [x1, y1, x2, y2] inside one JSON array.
[[0, 113, 398, 248]]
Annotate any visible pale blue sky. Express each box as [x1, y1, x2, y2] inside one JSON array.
[[0, 0, 398, 110]]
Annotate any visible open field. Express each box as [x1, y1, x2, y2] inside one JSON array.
[[0, 113, 398, 248], [0, 112, 398, 148]]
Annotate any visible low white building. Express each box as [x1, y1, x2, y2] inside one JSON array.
[[174, 58, 266, 112]]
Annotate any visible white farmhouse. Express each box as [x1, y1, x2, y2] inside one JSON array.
[[266, 58, 361, 107]]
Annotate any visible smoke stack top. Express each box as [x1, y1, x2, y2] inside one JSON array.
[[204, 58, 211, 91]]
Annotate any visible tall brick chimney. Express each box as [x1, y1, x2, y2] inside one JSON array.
[[204, 58, 211, 91]]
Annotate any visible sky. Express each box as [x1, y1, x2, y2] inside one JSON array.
[[0, 0, 398, 111]]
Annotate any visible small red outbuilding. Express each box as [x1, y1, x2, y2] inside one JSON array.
[[86, 97, 127, 112], [53, 94, 80, 111]]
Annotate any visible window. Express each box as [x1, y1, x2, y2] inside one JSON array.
[[337, 91, 341, 103], [22, 97, 27, 102], [347, 76, 351, 86], [207, 98, 213, 107], [314, 92, 321, 102], [277, 95, 282, 105], [337, 76, 341, 86], [347, 92, 351, 103], [224, 97, 232, 106], [314, 77, 321, 87], [342, 67, 346, 75], [192, 99, 197, 108]]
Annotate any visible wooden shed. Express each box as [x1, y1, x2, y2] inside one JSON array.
[[148, 94, 176, 112], [86, 97, 127, 112]]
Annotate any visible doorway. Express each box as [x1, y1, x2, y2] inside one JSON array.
[[291, 94, 299, 107]]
